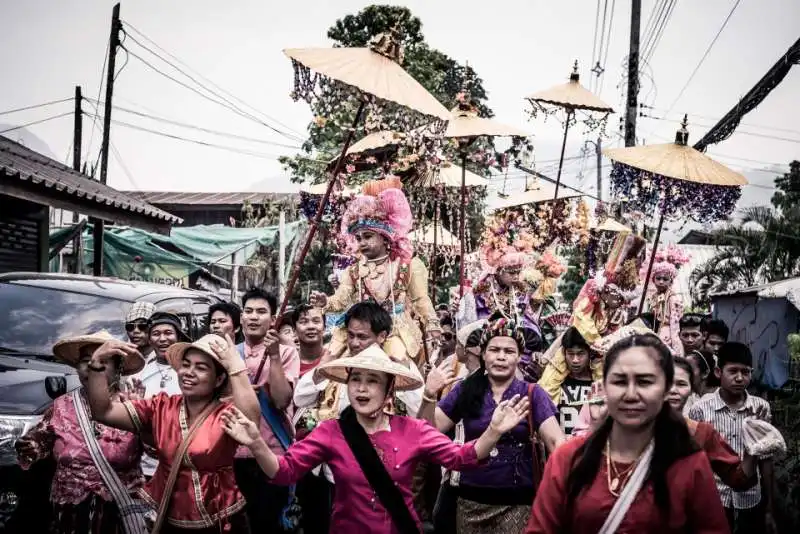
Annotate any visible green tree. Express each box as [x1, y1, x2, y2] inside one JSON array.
[[559, 245, 588, 306], [772, 160, 800, 214], [690, 205, 800, 307]]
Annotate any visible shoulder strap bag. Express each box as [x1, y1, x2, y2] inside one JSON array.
[[527, 383, 546, 491], [597, 440, 655, 534], [72, 390, 150, 534], [150, 399, 218, 534], [338, 406, 421, 534], [236, 343, 301, 532]]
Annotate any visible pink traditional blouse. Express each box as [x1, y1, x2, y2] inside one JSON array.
[[271, 415, 483, 534], [16, 390, 143, 505], [123, 393, 244, 530]]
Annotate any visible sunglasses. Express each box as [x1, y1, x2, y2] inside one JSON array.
[[125, 321, 149, 333], [681, 314, 704, 326]]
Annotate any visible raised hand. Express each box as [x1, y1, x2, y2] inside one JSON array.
[[126, 378, 146, 400], [424, 359, 460, 398], [221, 406, 261, 446], [91, 340, 141, 365], [209, 334, 246, 375], [309, 291, 328, 309], [264, 329, 281, 358], [489, 394, 530, 435]]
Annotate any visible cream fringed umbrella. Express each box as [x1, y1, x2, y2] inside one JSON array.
[[603, 116, 747, 313], [526, 61, 613, 201], [260, 28, 450, 383]]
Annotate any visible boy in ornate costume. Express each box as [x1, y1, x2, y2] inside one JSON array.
[[459, 212, 544, 338], [309, 179, 440, 367], [538, 232, 645, 402], [641, 244, 690, 355]]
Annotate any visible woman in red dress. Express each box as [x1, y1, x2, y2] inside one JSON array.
[[526, 334, 730, 534], [85, 334, 260, 533]]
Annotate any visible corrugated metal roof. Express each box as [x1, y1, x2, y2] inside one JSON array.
[[0, 136, 181, 224], [125, 191, 299, 205], [712, 276, 800, 298]]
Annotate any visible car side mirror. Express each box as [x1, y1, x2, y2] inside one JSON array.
[[45, 376, 67, 400]]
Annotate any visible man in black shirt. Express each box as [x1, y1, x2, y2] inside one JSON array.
[[556, 326, 594, 435]]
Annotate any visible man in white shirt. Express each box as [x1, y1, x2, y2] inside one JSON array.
[[294, 301, 423, 420], [126, 311, 189, 477]]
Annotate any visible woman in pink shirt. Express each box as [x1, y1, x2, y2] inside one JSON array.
[[221, 344, 529, 534]]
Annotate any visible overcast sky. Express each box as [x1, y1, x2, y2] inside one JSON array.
[[2, 0, 798, 230]]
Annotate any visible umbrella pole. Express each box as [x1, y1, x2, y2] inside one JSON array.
[[459, 152, 468, 297], [254, 99, 366, 383], [637, 210, 665, 316], [553, 109, 573, 201], [431, 204, 438, 302]]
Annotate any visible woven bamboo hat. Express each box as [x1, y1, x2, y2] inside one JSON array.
[[165, 333, 229, 372], [52, 330, 145, 376], [314, 344, 423, 391]]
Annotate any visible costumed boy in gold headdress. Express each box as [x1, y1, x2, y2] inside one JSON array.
[[310, 178, 440, 367], [538, 232, 645, 403]]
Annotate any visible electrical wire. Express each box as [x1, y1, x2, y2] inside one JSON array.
[[121, 24, 304, 142], [665, 0, 743, 115], [84, 97, 302, 150], [0, 112, 73, 134], [640, 0, 668, 62], [123, 20, 305, 140], [108, 140, 143, 190], [0, 98, 72, 117], [597, 0, 616, 95], [641, 105, 800, 136], [642, 0, 677, 64], [642, 114, 800, 143]]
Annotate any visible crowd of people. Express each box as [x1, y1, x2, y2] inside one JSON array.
[[14, 183, 787, 534]]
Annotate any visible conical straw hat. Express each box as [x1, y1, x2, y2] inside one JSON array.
[[284, 47, 449, 121], [314, 344, 423, 391], [53, 330, 145, 376]]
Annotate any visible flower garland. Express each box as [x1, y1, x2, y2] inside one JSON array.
[[608, 162, 742, 223]]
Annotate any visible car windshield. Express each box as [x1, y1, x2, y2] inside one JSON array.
[[0, 283, 131, 357]]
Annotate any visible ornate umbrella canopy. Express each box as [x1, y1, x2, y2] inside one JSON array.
[[491, 180, 582, 211], [603, 116, 747, 223], [285, 28, 449, 122], [410, 223, 459, 248], [590, 218, 631, 233], [526, 64, 614, 113], [416, 161, 488, 188]]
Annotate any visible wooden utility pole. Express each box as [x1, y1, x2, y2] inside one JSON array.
[[93, 2, 121, 276], [624, 0, 641, 147], [72, 86, 83, 274]]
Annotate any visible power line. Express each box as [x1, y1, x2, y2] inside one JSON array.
[[640, 0, 668, 62], [121, 27, 304, 143], [665, 0, 742, 114], [642, 114, 800, 143], [108, 140, 142, 190], [0, 112, 73, 134], [122, 21, 305, 140], [642, 0, 677, 64], [642, 105, 800, 136], [85, 97, 302, 150], [597, 0, 616, 95], [0, 98, 72, 117], [86, 112, 304, 161]]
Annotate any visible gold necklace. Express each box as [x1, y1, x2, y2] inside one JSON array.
[[605, 441, 640, 497]]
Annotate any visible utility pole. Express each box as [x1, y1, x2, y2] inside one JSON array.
[[93, 2, 121, 276], [72, 86, 83, 274], [624, 0, 641, 147], [595, 136, 602, 202]]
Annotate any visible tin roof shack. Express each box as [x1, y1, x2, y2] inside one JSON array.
[[0, 136, 180, 273], [712, 277, 800, 390]]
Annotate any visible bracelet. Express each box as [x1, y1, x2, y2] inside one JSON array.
[[228, 367, 247, 377], [423, 393, 437, 404], [88, 363, 107, 372]]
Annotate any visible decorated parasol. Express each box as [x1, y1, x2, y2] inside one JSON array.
[[604, 116, 747, 314], [491, 179, 582, 211], [264, 28, 450, 382], [526, 60, 613, 201]]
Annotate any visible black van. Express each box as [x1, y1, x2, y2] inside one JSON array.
[[0, 272, 221, 532]]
